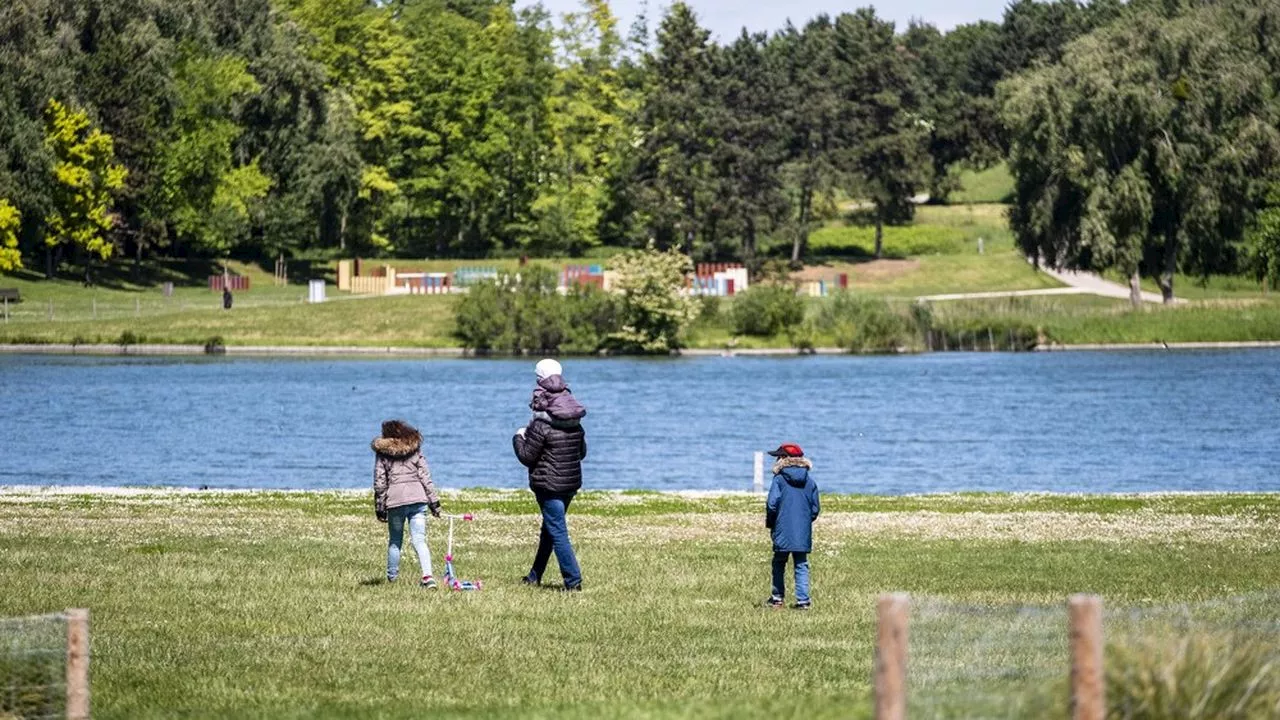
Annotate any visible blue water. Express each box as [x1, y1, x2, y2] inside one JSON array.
[[0, 351, 1277, 493]]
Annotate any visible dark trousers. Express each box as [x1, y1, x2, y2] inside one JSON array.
[[529, 492, 582, 587], [771, 551, 811, 604]]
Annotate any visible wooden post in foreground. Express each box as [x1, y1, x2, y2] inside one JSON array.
[[1069, 594, 1104, 720], [875, 593, 909, 720], [66, 608, 89, 720]]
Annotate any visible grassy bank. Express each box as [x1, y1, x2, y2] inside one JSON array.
[[1, 490, 1277, 718]]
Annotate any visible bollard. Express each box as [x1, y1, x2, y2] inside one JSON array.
[[753, 451, 764, 493], [874, 593, 909, 720], [65, 608, 89, 720], [1069, 594, 1104, 720]]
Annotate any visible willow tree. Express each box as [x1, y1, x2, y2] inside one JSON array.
[[1002, 4, 1280, 306]]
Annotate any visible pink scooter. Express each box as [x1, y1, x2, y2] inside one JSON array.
[[442, 513, 483, 591]]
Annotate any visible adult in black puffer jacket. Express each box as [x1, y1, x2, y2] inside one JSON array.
[[514, 366, 587, 590]]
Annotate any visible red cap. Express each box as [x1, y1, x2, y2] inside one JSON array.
[[767, 443, 804, 458]]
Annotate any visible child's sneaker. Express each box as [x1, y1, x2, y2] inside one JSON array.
[[793, 601, 812, 611], [421, 575, 438, 590], [767, 596, 784, 608]]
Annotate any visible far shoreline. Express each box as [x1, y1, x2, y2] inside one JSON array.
[[2, 340, 1280, 358], [2, 485, 1276, 499]]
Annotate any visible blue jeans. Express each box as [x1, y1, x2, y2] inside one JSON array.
[[387, 503, 433, 581], [529, 492, 582, 588], [771, 551, 810, 604]]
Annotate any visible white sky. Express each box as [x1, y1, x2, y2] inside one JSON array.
[[517, 0, 1010, 41]]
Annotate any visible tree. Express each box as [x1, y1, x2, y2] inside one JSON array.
[[0, 198, 20, 271], [633, 2, 717, 255], [775, 17, 842, 264], [1002, 5, 1280, 306], [903, 20, 1005, 201], [1245, 183, 1280, 292], [42, 99, 128, 273], [711, 31, 789, 270], [834, 10, 930, 259], [532, 0, 633, 256], [151, 52, 271, 255]]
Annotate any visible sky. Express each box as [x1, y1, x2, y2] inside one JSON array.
[[517, 0, 1012, 42]]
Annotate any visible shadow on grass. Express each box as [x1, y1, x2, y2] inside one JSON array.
[[357, 577, 387, 587]]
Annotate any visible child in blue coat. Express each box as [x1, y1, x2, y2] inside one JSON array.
[[765, 443, 820, 609]]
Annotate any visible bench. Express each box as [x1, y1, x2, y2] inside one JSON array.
[[0, 288, 19, 303]]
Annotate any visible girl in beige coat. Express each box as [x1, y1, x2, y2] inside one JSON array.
[[373, 420, 442, 587]]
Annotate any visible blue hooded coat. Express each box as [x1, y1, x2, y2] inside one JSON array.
[[765, 457, 820, 552]]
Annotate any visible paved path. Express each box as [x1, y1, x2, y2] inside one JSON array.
[[918, 261, 1178, 304], [1036, 265, 1173, 304]]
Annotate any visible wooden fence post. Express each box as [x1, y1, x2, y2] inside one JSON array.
[[1069, 594, 1104, 720], [65, 608, 89, 720], [875, 593, 909, 720]]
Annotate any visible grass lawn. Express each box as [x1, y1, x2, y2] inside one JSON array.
[[948, 163, 1015, 205], [1, 490, 1277, 719]]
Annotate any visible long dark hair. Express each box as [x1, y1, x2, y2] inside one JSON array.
[[380, 419, 417, 440]]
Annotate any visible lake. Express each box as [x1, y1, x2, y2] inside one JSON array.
[[1, 350, 1277, 494]]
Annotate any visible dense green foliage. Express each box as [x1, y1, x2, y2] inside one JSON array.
[[1003, 0, 1280, 305], [3, 0, 1280, 299], [454, 246, 695, 354], [729, 284, 805, 336]]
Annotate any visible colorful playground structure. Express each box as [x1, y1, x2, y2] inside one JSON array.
[[799, 273, 850, 297], [333, 258, 764, 298]]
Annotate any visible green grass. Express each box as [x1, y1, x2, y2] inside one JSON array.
[[949, 163, 1015, 205], [809, 204, 1013, 259], [1, 490, 1277, 718], [0, 293, 459, 347]]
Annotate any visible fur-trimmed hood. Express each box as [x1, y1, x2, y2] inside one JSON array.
[[371, 431, 422, 458], [772, 456, 813, 474], [773, 456, 813, 488]]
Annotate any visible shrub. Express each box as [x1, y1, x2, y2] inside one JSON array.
[[454, 266, 620, 355], [815, 293, 920, 353], [454, 279, 514, 353], [696, 295, 721, 323], [204, 336, 226, 355], [730, 284, 806, 336], [606, 246, 697, 353], [562, 286, 620, 354], [117, 330, 141, 346]]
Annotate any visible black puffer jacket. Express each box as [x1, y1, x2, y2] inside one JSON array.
[[513, 417, 587, 495]]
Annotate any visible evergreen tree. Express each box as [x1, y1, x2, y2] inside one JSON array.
[[633, 2, 717, 255], [833, 10, 930, 259]]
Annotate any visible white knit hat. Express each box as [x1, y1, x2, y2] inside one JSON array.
[[535, 358, 562, 380]]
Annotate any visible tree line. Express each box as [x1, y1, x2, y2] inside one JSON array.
[[2, 0, 1280, 300]]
